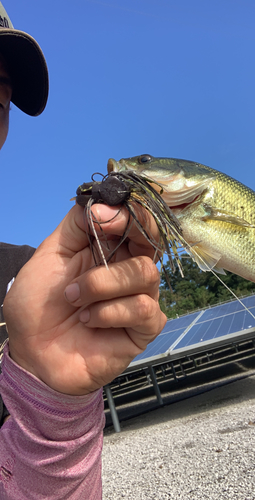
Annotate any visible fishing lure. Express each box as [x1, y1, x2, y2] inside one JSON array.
[[73, 165, 255, 320], [75, 171, 190, 275]]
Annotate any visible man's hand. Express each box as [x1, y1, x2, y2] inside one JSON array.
[[3, 204, 166, 395]]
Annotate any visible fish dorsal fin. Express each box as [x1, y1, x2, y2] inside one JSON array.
[[202, 204, 255, 228], [187, 244, 226, 274]]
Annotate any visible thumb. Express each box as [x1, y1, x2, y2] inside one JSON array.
[[40, 204, 91, 256]]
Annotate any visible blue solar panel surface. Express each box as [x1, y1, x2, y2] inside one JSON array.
[[174, 296, 255, 350], [131, 295, 255, 365], [133, 311, 200, 362]]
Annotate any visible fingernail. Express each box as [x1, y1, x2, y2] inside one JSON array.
[[79, 309, 90, 323], [64, 283, 80, 302]]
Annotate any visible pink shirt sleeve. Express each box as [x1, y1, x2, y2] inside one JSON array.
[[0, 345, 105, 500]]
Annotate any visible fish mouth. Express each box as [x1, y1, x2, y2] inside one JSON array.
[[107, 157, 210, 212]]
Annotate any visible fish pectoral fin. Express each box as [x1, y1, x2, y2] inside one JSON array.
[[187, 244, 225, 274], [201, 204, 255, 228]]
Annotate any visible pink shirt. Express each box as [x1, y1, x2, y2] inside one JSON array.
[[0, 345, 105, 499]]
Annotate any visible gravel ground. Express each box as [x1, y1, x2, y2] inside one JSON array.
[[102, 374, 255, 499]]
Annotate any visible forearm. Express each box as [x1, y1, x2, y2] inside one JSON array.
[[0, 345, 105, 500]]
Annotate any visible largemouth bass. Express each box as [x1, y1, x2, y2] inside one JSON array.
[[107, 154, 255, 283]]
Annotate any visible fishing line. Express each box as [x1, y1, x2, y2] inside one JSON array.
[[210, 269, 255, 320], [77, 170, 255, 319], [190, 248, 255, 320]]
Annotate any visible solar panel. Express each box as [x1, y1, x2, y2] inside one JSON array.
[[172, 296, 255, 355], [128, 295, 255, 369], [200, 296, 254, 321], [133, 333, 178, 362], [160, 311, 200, 334], [129, 311, 201, 367]]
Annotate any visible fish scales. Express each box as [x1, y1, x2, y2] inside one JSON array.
[[107, 155, 255, 283]]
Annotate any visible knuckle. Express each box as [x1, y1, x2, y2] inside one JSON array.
[[96, 307, 109, 324], [86, 268, 106, 297], [133, 298, 165, 340], [135, 294, 155, 321], [136, 256, 160, 287], [154, 309, 167, 336]]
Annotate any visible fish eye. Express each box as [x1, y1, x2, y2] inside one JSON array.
[[138, 154, 152, 164]]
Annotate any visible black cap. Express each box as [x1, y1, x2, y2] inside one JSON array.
[[0, 3, 49, 116]]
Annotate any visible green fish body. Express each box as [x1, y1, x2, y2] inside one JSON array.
[[107, 155, 255, 282]]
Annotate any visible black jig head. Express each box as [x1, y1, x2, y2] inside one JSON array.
[[76, 174, 131, 207], [74, 169, 187, 276]]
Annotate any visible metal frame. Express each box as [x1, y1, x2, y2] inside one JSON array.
[[104, 295, 255, 432]]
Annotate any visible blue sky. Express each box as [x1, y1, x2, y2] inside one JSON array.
[[1, 0, 255, 247]]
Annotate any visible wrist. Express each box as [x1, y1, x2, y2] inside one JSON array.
[[8, 341, 95, 396], [8, 341, 39, 378]]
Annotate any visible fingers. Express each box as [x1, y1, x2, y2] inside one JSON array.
[[64, 254, 166, 352], [44, 200, 159, 262], [78, 294, 166, 340], [87, 203, 160, 257], [64, 255, 161, 308], [48, 200, 159, 262]]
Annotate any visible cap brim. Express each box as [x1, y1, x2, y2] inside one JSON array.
[[0, 29, 48, 116]]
